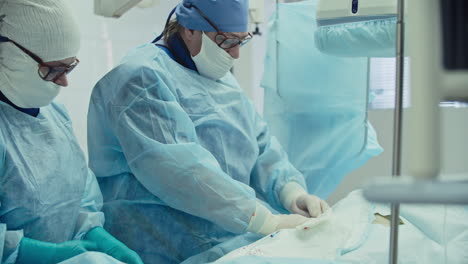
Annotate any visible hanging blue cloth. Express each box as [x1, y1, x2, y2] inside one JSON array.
[[315, 15, 397, 57], [262, 0, 383, 199]]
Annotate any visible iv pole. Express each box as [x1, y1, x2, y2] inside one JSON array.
[[389, 0, 405, 263]]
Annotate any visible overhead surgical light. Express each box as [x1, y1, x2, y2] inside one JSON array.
[[94, 0, 159, 18]]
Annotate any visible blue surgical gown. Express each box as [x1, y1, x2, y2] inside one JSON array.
[[87, 43, 307, 264], [0, 101, 104, 263]]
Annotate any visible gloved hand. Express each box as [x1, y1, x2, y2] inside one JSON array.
[[246, 202, 309, 236], [270, 214, 309, 231], [17, 237, 99, 264], [280, 182, 330, 218], [84, 227, 143, 264], [257, 213, 310, 235], [289, 193, 330, 217]]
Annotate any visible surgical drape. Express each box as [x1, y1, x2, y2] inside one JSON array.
[[262, 0, 383, 199]]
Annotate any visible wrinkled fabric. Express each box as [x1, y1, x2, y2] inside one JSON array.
[[175, 0, 249, 32], [181, 233, 263, 264], [218, 256, 350, 264], [341, 202, 468, 264], [315, 17, 397, 57], [87, 43, 306, 264], [215, 191, 468, 264], [58, 252, 125, 264], [262, 0, 383, 199], [217, 190, 371, 262], [0, 101, 104, 263]]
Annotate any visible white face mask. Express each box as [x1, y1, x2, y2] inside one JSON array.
[[0, 43, 61, 108], [192, 32, 235, 80]]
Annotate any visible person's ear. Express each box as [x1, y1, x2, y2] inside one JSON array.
[[184, 28, 196, 41]]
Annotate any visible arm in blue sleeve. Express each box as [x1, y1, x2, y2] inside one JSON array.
[[249, 111, 307, 213], [0, 135, 23, 264], [72, 169, 105, 240], [107, 73, 256, 234]]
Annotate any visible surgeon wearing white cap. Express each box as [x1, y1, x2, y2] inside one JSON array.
[[0, 1, 143, 263], [87, 0, 330, 263]]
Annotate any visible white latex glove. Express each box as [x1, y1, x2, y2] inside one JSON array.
[[273, 214, 310, 230], [246, 202, 309, 236], [293, 194, 330, 217], [280, 182, 330, 218]]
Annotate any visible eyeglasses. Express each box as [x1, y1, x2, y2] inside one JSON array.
[[189, 4, 253, 49], [0, 36, 79, 82]]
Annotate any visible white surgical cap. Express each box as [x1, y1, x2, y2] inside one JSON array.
[[0, 0, 80, 61]]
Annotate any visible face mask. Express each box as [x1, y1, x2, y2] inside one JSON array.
[[192, 32, 235, 80], [0, 43, 61, 108]]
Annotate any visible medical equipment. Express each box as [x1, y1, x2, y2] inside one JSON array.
[[94, 0, 158, 18], [316, 0, 468, 201], [316, 0, 396, 25], [318, 0, 468, 263], [360, 0, 468, 203], [315, 0, 468, 263], [94, 0, 265, 29], [249, 0, 265, 35], [315, 0, 397, 57]]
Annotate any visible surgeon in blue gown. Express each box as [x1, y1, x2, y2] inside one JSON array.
[[87, 0, 330, 263], [0, 1, 142, 263]]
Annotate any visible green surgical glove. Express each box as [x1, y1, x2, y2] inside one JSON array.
[[84, 227, 143, 264], [17, 237, 99, 264]]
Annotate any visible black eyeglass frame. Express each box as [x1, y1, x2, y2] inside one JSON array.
[[0, 36, 79, 82], [188, 4, 253, 49]]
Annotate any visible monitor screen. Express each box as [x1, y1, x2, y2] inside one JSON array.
[[441, 0, 468, 70]]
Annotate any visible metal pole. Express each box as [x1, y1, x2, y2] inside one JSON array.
[[390, 0, 405, 263], [275, 0, 281, 97]]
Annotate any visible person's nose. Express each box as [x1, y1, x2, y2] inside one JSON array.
[[53, 73, 69, 87], [227, 45, 240, 59]]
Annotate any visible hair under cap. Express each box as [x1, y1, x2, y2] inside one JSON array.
[[175, 0, 249, 33], [0, 0, 80, 61]]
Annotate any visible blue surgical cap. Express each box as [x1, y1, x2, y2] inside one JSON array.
[[175, 0, 249, 33]]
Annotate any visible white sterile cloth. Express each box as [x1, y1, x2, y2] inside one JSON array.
[[219, 190, 372, 261], [218, 190, 468, 264]]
